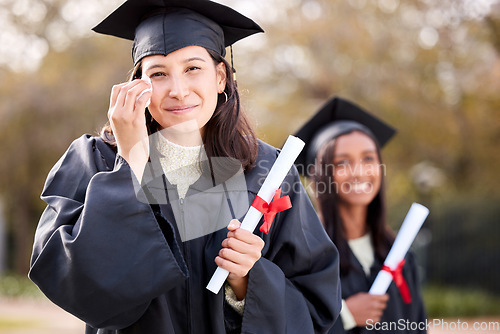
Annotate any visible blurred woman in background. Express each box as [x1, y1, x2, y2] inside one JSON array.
[[295, 97, 426, 334]]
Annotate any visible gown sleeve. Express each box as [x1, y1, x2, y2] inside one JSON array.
[[404, 251, 427, 331], [28, 135, 188, 330], [241, 162, 342, 334]]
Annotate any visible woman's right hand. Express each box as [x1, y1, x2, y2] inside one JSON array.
[[345, 292, 389, 326], [108, 79, 152, 180]]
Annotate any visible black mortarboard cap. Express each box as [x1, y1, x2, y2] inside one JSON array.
[[92, 0, 264, 64], [294, 97, 397, 171]]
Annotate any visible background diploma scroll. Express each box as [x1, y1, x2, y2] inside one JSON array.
[[206, 135, 305, 294], [369, 202, 430, 296]]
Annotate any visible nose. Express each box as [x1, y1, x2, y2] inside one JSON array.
[[350, 160, 365, 178], [168, 75, 188, 100]]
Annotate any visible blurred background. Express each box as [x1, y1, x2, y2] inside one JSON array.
[[1, 0, 499, 332]]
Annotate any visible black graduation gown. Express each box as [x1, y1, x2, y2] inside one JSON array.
[[29, 134, 341, 334], [329, 249, 426, 334]]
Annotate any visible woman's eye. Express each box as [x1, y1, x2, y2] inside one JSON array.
[[362, 155, 377, 163], [150, 72, 166, 78], [335, 160, 349, 167], [186, 66, 201, 72]]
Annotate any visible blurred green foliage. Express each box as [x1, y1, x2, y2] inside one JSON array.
[[423, 284, 500, 318], [0, 319, 40, 331], [0, 274, 42, 298]]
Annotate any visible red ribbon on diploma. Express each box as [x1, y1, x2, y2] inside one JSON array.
[[382, 259, 412, 304], [251, 189, 292, 234]]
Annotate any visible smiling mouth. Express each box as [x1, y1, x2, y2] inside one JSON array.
[[351, 182, 372, 193], [166, 105, 197, 114]]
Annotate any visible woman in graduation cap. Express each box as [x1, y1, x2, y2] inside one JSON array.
[[28, 1, 341, 333], [294, 97, 426, 334]]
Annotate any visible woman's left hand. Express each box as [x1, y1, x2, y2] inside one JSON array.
[[215, 219, 265, 300]]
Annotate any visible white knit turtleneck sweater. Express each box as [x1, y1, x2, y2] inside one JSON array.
[[155, 133, 203, 199]]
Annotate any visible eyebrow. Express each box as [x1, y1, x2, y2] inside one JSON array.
[[334, 149, 377, 158], [185, 57, 207, 63], [143, 57, 207, 72]]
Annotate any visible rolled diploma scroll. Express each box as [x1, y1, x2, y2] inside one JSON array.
[[206, 135, 305, 294], [369, 203, 429, 295]]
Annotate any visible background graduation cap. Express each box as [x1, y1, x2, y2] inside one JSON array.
[[92, 0, 264, 64], [294, 97, 397, 173]]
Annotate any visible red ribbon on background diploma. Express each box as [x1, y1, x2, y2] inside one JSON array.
[[251, 188, 292, 234], [382, 259, 412, 304]]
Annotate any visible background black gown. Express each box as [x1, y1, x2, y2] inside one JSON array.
[[29, 134, 341, 334], [329, 249, 427, 334]]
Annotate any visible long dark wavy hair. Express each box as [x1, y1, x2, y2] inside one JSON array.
[[100, 48, 258, 171], [313, 133, 395, 276]]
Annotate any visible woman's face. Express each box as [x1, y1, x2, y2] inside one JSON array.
[[141, 46, 226, 135], [331, 131, 382, 208]]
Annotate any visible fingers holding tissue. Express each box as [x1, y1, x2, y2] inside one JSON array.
[[139, 74, 152, 108]]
